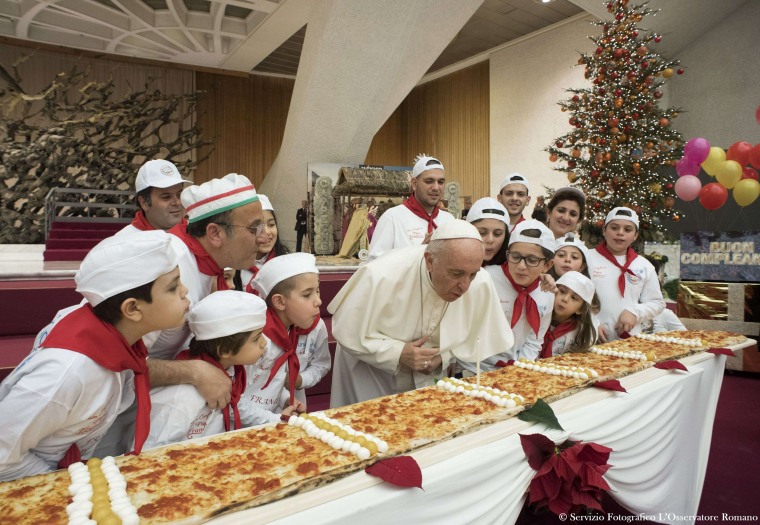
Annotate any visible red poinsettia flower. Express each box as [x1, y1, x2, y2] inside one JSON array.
[[520, 433, 613, 515]]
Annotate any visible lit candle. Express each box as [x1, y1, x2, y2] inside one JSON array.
[[476, 337, 481, 389]]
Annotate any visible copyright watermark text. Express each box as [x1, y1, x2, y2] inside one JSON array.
[[557, 512, 758, 522]]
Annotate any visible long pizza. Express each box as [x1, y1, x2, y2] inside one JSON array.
[[0, 329, 748, 524]]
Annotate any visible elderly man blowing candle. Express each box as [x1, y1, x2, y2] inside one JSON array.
[[328, 220, 514, 407]]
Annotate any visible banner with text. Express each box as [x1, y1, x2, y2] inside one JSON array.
[[680, 231, 760, 282]]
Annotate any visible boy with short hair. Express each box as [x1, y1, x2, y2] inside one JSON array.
[[465, 219, 555, 368], [588, 207, 665, 341], [250, 253, 330, 412], [0, 231, 189, 481], [497, 173, 531, 232], [143, 291, 302, 448]]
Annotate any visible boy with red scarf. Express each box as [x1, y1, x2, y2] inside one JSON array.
[[142, 291, 301, 448], [248, 253, 328, 414], [474, 219, 556, 367], [367, 155, 454, 260], [587, 207, 664, 341], [0, 231, 189, 481]]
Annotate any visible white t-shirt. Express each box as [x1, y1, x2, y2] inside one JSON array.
[[0, 306, 135, 481], [368, 205, 454, 260], [587, 249, 665, 340], [292, 319, 331, 407]]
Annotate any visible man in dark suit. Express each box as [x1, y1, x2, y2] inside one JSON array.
[[295, 200, 308, 252]]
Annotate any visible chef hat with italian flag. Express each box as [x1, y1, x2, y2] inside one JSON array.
[[181, 173, 259, 223]]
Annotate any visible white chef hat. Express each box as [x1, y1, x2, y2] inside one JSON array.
[[554, 232, 591, 265], [135, 159, 191, 193], [187, 290, 267, 341], [556, 271, 595, 305], [430, 219, 483, 242], [251, 252, 319, 299], [466, 197, 509, 226], [605, 206, 639, 229], [181, 173, 259, 224], [76, 230, 180, 306], [499, 172, 530, 194], [412, 155, 445, 178], [258, 194, 274, 212], [508, 219, 555, 253]]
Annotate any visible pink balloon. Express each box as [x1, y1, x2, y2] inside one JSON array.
[[683, 137, 711, 164], [675, 174, 702, 201], [676, 157, 700, 177]]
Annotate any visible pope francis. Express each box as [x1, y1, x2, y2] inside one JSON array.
[[328, 220, 515, 407]]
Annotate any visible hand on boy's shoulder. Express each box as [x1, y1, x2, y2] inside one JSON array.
[[192, 361, 233, 409]]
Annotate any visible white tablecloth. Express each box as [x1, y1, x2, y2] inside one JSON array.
[[210, 342, 753, 525]]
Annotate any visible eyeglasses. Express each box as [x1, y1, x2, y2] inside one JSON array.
[[506, 252, 547, 267], [216, 222, 266, 235]]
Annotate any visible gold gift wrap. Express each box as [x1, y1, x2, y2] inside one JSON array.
[[678, 282, 760, 324]]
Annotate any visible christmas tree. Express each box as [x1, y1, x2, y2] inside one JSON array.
[[546, 0, 684, 242]]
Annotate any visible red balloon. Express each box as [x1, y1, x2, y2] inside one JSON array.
[[750, 144, 760, 169], [742, 166, 759, 181], [756, 105, 760, 125], [727, 141, 752, 166], [699, 183, 728, 211]]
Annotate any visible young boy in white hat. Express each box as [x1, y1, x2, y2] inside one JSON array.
[[96, 173, 265, 457], [541, 271, 599, 357], [465, 197, 510, 266], [249, 253, 329, 411], [118, 159, 192, 234], [496, 173, 531, 232], [368, 155, 454, 260], [143, 291, 301, 448], [465, 219, 555, 368], [587, 207, 665, 341], [0, 231, 189, 481]]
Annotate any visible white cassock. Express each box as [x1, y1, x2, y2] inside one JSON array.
[[587, 250, 665, 340], [0, 306, 134, 481], [368, 205, 455, 260], [328, 245, 514, 408], [292, 320, 331, 407]]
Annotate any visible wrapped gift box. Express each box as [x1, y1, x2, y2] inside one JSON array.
[[678, 281, 760, 371]]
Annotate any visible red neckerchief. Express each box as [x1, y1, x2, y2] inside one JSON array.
[[169, 223, 229, 292], [262, 309, 319, 405], [509, 215, 525, 233], [540, 319, 577, 358], [176, 350, 245, 431], [501, 263, 541, 335], [41, 304, 151, 460], [130, 211, 155, 231], [131, 213, 188, 232], [245, 250, 277, 294], [403, 193, 439, 233], [595, 242, 638, 296]]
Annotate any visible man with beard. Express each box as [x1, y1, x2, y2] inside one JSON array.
[[367, 155, 455, 260], [119, 159, 191, 234], [497, 173, 531, 233]]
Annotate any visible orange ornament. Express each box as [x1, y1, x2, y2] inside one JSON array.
[[549, 153, 558, 162], [659, 118, 670, 127]]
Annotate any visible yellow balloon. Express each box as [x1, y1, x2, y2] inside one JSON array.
[[701, 146, 726, 176], [733, 178, 760, 207], [715, 160, 743, 189]]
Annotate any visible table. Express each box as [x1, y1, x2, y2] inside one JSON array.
[[210, 340, 754, 525]]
